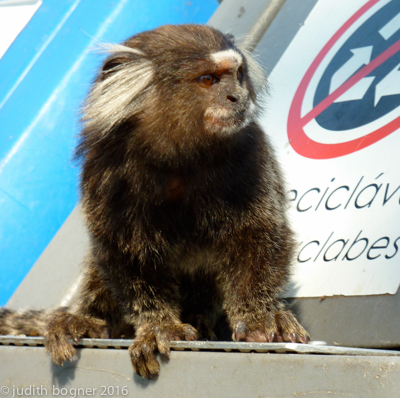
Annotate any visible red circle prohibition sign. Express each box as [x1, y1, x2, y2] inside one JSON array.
[[287, 0, 400, 159]]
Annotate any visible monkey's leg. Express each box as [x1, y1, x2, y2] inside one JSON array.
[[129, 321, 197, 379], [220, 229, 310, 344], [123, 266, 198, 379], [180, 271, 223, 341], [227, 290, 310, 344], [44, 263, 118, 365], [44, 308, 108, 365], [231, 310, 310, 344]]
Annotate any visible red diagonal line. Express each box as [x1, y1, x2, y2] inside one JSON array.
[[301, 38, 400, 126]]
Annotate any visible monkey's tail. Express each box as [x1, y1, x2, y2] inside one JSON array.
[[0, 308, 50, 337]]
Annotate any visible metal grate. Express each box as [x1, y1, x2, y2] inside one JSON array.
[[0, 335, 399, 356]]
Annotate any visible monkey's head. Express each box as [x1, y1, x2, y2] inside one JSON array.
[[81, 24, 266, 163]]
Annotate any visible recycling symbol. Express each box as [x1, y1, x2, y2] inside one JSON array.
[[288, 0, 400, 159]]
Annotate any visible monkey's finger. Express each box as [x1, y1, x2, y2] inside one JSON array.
[[182, 324, 197, 341], [67, 327, 81, 344], [282, 332, 297, 343], [233, 321, 269, 342], [154, 329, 170, 357], [129, 348, 159, 379], [267, 332, 275, 343], [58, 343, 77, 364], [247, 331, 268, 342], [275, 310, 310, 343], [232, 321, 250, 341], [87, 323, 109, 339], [132, 355, 152, 380], [299, 333, 311, 344], [129, 345, 149, 379], [45, 333, 76, 365], [65, 317, 88, 343], [264, 312, 279, 342], [74, 317, 107, 340], [155, 323, 197, 345], [142, 346, 161, 376]]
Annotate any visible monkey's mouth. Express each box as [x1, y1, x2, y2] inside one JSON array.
[[204, 109, 248, 133], [206, 115, 237, 127]]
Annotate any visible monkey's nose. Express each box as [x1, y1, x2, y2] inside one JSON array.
[[226, 95, 238, 103]]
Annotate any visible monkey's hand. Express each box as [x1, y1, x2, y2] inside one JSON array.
[[129, 322, 197, 379], [44, 309, 109, 365], [232, 310, 310, 344]]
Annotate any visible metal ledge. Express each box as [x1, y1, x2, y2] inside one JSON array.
[[1, 342, 400, 398], [1, 336, 399, 357]]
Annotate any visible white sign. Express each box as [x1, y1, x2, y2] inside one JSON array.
[[0, 1, 42, 60], [261, 0, 400, 297]]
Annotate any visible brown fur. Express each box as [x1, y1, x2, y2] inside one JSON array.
[[0, 24, 309, 379]]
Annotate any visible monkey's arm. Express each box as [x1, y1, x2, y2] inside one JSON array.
[[219, 221, 310, 344], [213, 126, 309, 343]]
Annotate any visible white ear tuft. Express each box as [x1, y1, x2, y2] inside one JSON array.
[[82, 43, 154, 134]]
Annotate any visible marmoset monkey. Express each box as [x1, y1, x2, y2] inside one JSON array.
[[0, 24, 309, 379]]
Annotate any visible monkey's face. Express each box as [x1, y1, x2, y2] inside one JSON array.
[[82, 25, 263, 163], [128, 25, 261, 143], [196, 49, 256, 136]]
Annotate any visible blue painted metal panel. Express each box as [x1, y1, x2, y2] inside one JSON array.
[[0, 0, 218, 305]]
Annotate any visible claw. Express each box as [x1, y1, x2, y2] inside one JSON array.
[[282, 332, 297, 343], [267, 332, 275, 343], [299, 334, 310, 344], [232, 321, 250, 341], [183, 324, 197, 341]]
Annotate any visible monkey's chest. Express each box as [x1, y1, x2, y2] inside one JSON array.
[[165, 176, 186, 202], [168, 245, 219, 274]]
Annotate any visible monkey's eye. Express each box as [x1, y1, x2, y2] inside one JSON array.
[[199, 74, 217, 87], [237, 67, 243, 83]]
